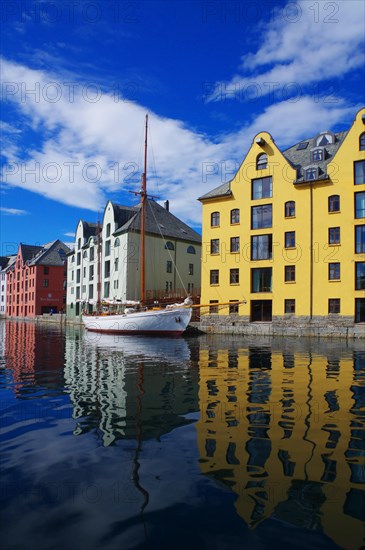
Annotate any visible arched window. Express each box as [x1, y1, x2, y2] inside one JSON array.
[[328, 195, 340, 213], [106, 223, 111, 237], [187, 245, 196, 254], [83, 250, 87, 258], [360, 132, 365, 151], [77, 238, 81, 250], [114, 237, 120, 247], [165, 241, 174, 250], [256, 153, 268, 170], [211, 212, 220, 226], [230, 209, 240, 224], [285, 201, 295, 218]]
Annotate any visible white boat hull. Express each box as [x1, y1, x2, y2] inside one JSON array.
[[82, 306, 192, 336]]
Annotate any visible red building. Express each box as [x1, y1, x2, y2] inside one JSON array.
[[6, 240, 70, 318]]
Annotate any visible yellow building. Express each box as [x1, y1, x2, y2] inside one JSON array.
[[198, 108, 365, 335]]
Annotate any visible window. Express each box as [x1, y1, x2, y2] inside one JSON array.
[[284, 299, 295, 314], [311, 148, 324, 162], [329, 227, 340, 245], [256, 153, 268, 170], [166, 260, 172, 273], [105, 240, 111, 257], [210, 269, 219, 285], [251, 234, 272, 260], [230, 268, 239, 284], [229, 300, 239, 314], [165, 241, 174, 250], [43, 266, 49, 274], [89, 265, 94, 280], [83, 251, 87, 259], [230, 237, 240, 253], [355, 192, 365, 218], [329, 263, 340, 280], [77, 252, 81, 266], [114, 258, 119, 271], [354, 160, 365, 184], [285, 231, 295, 248], [355, 298, 365, 323], [251, 267, 272, 292], [316, 132, 334, 146], [89, 285, 93, 299], [114, 238, 120, 247], [328, 195, 340, 213], [285, 201, 295, 218], [189, 263, 194, 275], [106, 223, 111, 237], [43, 279, 49, 287], [83, 267, 86, 278], [251, 204, 272, 229], [306, 168, 318, 181], [209, 300, 218, 314], [104, 260, 110, 278], [187, 245, 196, 254], [89, 247, 94, 261], [252, 176, 272, 199], [104, 281, 110, 298], [285, 265, 296, 282], [297, 142, 308, 150], [328, 299, 340, 314], [360, 133, 365, 151], [355, 225, 365, 253], [210, 239, 219, 254], [211, 211, 220, 226], [78, 238, 81, 250], [114, 280, 119, 290], [355, 262, 365, 290], [76, 270, 81, 283], [230, 209, 240, 224]]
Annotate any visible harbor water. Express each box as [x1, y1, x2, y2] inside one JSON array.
[[0, 320, 364, 550]]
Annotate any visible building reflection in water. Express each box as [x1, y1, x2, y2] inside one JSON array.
[[195, 337, 365, 550], [63, 330, 198, 446], [4, 320, 65, 391]]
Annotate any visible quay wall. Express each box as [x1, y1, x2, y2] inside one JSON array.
[[191, 315, 365, 339]]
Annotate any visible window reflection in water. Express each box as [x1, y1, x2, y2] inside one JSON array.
[[196, 340, 365, 550]]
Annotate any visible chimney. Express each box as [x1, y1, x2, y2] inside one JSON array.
[[164, 200, 169, 211]]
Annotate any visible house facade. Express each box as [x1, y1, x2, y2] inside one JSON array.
[[0, 256, 15, 316], [66, 199, 202, 317], [198, 108, 365, 334], [6, 241, 70, 318]]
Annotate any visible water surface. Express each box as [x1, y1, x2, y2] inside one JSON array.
[[0, 320, 364, 550]]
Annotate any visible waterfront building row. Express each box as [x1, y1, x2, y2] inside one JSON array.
[[199, 108, 365, 330], [4, 241, 70, 317], [66, 199, 202, 317]]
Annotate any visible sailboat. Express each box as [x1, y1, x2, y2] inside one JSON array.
[[82, 115, 193, 336]]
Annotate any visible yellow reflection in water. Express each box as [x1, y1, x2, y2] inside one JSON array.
[[195, 342, 364, 550]]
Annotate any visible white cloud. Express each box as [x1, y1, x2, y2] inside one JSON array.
[[208, 0, 365, 102], [0, 207, 28, 216], [64, 231, 75, 237], [0, 57, 360, 226]]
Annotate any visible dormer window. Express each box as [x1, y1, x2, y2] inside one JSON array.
[[315, 131, 335, 147], [311, 148, 325, 162], [306, 168, 318, 181], [256, 153, 268, 170]]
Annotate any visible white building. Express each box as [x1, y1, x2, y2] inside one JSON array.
[[66, 200, 202, 317], [0, 256, 16, 317]]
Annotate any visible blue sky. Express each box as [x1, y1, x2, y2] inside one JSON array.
[[1, 0, 364, 254]]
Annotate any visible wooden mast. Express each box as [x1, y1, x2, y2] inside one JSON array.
[[140, 114, 148, 304]]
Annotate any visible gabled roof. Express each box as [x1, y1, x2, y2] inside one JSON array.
[[0, 256, 10, 270], [283, 131, 348, 182], [81, 221, 99, 241], [114, 199, 201, 243], [198, 181, 232, 201], [20, 244, 43, 262], [28, 240, 70, 266]]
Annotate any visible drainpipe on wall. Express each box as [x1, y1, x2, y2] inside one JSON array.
[[310, 183, 313, 320]]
